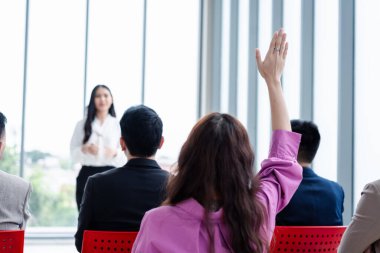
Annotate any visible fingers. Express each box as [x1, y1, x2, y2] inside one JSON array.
[[256, 48, 262, 64], [269, 31, 278, 53], [279, 32, 287, 55], [256, 48, 263, 72], [283, 42, 289, 59], [274, 28, 283, 54]]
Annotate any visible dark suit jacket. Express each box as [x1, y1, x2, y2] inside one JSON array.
[[74, 158, 169, 252], [276, 167, 344, 226]]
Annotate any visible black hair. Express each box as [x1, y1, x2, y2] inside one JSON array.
[[83, 85, 116, 144], [120, 105, 163, 157], [291, 119, 321, 163], [0, 112, 6, 138]]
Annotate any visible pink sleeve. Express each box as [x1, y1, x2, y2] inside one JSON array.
[[256, 130, 303, 233], [132, 212, 161, 253]]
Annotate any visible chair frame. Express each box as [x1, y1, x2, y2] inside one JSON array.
[[0, 230, 25, 253], [270, 226, 347, 253], [81, 230, 138, 253]]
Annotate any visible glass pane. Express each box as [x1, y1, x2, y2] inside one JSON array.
[[86, 0, 144, 116], [0, 1, 25, 176], [354, 0, 380, 205], [237, 0, 249, 126], [283, 0, 301, 119], [313, 0, 339, 181], [256, 0, 272, 165], [25, 0, 86, 227], [144, 0, 200, 169], [220, 0, 230, 113]]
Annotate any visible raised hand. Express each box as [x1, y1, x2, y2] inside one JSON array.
[[255, 28, 291, 131], [256, 28, 288, 85]]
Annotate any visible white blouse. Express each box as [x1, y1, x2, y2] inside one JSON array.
[[70, 114, 126, 167]]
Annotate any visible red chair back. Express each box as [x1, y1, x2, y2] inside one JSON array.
[[0, 230, 24, 253], [81, 230, 138, 253], [270, 226, 346, 253]]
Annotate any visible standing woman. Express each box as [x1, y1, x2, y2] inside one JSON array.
[[71, 84, 123, 210]]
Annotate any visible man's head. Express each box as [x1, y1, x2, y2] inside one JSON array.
[[0, 112, 7, 159], [119, 105, 163, 158], [291, 119, 321, 164]]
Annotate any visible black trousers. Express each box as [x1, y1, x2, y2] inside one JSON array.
[[76, 165, 114, 210]]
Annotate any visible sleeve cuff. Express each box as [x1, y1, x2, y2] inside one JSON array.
[[268, 130, 301, 160]]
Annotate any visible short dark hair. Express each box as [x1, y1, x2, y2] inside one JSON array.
[[291, 119, 321, 163], [0, 112, 7, 138], [120, 105, 163, 157]]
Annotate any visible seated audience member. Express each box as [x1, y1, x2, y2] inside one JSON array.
[[75, 105, 169, 252], [0, 112, 32, 230], [338, 180, 380, 253], [132, 28, 303, 253], [276, 120, 344, 226]]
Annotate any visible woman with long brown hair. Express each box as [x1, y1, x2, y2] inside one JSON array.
[[132, 28, 302, 253]]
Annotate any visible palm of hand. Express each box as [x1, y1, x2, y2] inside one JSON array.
[[256, 28, 288, 84]]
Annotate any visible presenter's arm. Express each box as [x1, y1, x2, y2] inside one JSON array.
[[70, 120, 99, 159], [70, 121, 86, 163]]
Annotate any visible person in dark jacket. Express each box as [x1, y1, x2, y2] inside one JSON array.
[[276, 119, 344, 226], [75, 105, 169, 252]]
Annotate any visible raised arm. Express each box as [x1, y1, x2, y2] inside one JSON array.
[[255, 29, 302, 237], [256, 28, 290, 131]]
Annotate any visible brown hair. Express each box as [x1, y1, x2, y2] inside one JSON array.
[[164, 112, 267, 253]]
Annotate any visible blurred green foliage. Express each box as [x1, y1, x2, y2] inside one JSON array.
[[0, 146, 77, 227]]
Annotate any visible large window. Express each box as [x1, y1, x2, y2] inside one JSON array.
[[144, 0, 200, 169], [0, 0, 201, 231], [256, 0, 272, 165], [313, 0, 339, 181], [220, 0, 231, 114], [237, 0, 249, 126], [86, 0, 144, 114], [283, 0, 301, 120], [354, 0, 380, 205], [220, 0, 250, 126], [25, 0, 86, 227], [0, 1, 25, 176]]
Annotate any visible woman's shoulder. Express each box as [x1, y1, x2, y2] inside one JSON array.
[[144, 203, 199, 226], [136, 204, 203, 251], [144, 205, 179, 221]]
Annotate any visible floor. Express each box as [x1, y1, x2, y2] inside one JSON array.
[[24, 227, 77, 253], [25, 239, 77, 253]]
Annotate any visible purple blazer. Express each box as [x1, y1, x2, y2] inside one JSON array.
[[132, 130, 302, 253]]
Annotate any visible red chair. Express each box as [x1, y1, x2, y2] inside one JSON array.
[[81, 230, 138, 253], [0, 230, 24, 253], [270, 226, 346, 253]]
